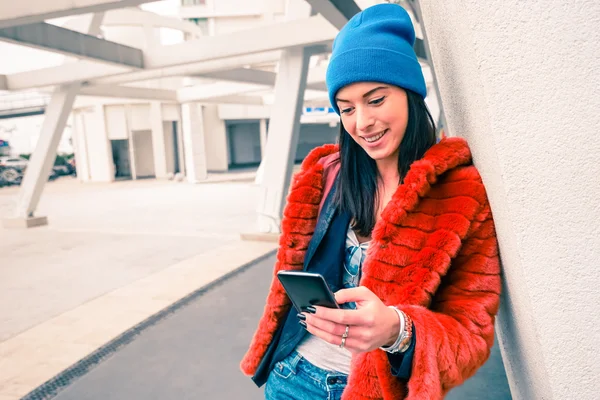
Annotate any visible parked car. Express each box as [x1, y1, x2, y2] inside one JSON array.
[[0, 156, 28, 171], [0, 166, 22, 186], [0, 165, 59, 188]]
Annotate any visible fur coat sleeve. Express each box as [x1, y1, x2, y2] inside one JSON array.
[[400, 197, 500, 398]]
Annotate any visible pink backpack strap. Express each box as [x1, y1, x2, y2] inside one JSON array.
[[317, 152, 341, 216]]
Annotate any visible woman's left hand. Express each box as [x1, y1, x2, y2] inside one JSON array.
[[300, 286, 400, 354]]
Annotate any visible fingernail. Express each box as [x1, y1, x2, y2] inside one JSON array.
[[299, 320, 307, 328], [302, 306, 316, 314], [297, 313, 306, 321]]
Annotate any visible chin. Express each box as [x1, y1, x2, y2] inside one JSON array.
[[363, 147, 397, 161]]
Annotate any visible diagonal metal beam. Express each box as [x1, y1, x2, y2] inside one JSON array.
[[304, 0, 350, 30], [0, 22, 144, 68], [0, 0, 153, 29], [329, 0, 362, 20]]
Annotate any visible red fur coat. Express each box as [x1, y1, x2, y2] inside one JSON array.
[[241, 137, 501, 399]]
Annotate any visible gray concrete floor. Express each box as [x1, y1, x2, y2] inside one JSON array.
[[0, 177, 259, 341], [46, 255, 511, 400]]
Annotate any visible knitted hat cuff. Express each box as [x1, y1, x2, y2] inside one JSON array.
[[327, 47, 427, 114]]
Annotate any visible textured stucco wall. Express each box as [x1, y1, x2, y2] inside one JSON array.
[[418, 1, 600, 399]]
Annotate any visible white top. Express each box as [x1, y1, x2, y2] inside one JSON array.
[[295, 224, 370, 374]]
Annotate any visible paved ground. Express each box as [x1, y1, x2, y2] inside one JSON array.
[[0, 176, 258, 341], [41, 254, 511, 400], [0, 174, 278, 399]]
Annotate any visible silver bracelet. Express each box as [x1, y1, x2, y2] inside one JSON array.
[[380, 306, 407, 353]]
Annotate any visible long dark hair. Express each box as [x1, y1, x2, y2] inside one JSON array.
[[335, 89, 437, 237]]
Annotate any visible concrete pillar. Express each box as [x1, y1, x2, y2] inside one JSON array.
[[150, 102, 168, 179], [256, 45, 311, 231], [2, 13, 105, 229], [181, 102, 208, 183], [259, 118, 268, 157], [202, 104, 229, 172], [71, 110, 91, 182], [418, 1, 600, 399], [253, 118, 269, 186], [124, 105, 137, 180], [2, 85, 78, 228], [84, 105, 114, 182]]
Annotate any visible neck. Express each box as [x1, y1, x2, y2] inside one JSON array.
[[376, 156, 400, 190]]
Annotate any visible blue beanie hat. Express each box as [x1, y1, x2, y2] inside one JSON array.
[[326, 3, 426, 114]]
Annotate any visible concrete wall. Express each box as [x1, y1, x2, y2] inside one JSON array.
[[419, 1, 600, 399], [131, 130, 155, 178]]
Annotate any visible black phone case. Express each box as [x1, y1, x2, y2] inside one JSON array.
[[277, 271, 340, 312]]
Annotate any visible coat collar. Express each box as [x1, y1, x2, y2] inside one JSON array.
[[375, 137, 471, 237], [301, 137, 472, 236], [300, 136, 472, 280]]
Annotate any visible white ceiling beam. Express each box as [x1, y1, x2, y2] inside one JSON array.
[[202, 67, 327, 91], [0, 0, 153, 29], [63, 8, 204, 36], [201, 69, 276, 86], [143, 15, 337, 69], [177, 81, 267, 103], [4, 15, 335, 91], [6, 51, 282, 91], [219, 63, 327, 92], [0, 23, 144, 68], [91, 51, 285, 87], [78, 84, 178, 101], [198, 95, 264, 105], [8, 62, 128, 91]]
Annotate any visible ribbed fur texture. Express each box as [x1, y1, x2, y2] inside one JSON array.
[[240, 138, 501, 399]]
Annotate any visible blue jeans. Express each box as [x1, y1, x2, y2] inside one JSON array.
[[264, 351, 348, 400]]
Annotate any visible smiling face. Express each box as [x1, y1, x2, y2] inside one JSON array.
[[336, 82, 409, 165]]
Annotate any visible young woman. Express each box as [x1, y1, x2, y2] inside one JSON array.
[[241, 4, 501, 399]]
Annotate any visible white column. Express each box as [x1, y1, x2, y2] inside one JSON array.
[[124, 105, 137, 180], [150, 102, 168, 178], [254, 118, 269, 186], [202, 104, 229, 172], [181, 102, 208, 183], [259, 118, 268, 157], [256, 0, 312, 233], [419, 1, 600, 399], [5, 85, 77, 225], [2, 13, 105, 228]]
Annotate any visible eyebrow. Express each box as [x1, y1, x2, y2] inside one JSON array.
[[335, 86, 389, 103]]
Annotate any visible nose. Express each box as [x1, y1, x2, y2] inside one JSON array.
[[355, 107, 375, 133]]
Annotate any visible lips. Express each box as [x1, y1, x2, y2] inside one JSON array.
[[362, 129, 388, 143]]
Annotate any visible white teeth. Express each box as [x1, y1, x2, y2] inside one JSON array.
[[364, 130, 386, 143]]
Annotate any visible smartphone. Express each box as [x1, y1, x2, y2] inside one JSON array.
[[277, 271, 340, 313]]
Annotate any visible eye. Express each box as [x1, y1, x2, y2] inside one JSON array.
[[340, 107, 354, 114], [369, 96, 385, 105]]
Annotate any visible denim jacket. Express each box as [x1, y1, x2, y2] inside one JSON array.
[[252, 180, 415, 387]]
